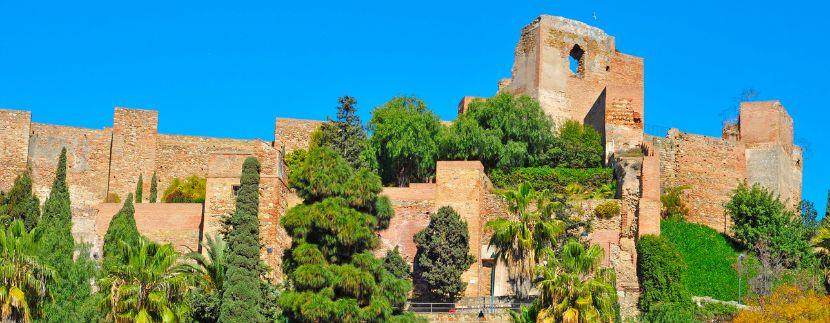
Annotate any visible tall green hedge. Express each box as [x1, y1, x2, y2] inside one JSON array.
[[490, 166, 614, 193], [636, 235, 691, 313], [661, 219, 752, 301]]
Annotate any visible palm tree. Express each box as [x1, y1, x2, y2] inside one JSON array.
[[535, 239, 617, 323], [176, 234, 226, 291], [99, 238, 190, 322], [0, 220, 57, 322], [486, 183, 565, 298]]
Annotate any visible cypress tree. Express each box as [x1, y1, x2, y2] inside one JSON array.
[[39, 148, 74, 272], [149, 171, 158, 203], [0, 170, 41, 230], [220, 157, 265, 322], [135, 174, 143, 203], [103, 193, 140, 270], [413, 206, 475, 302]]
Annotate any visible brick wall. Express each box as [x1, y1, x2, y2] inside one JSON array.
[[95, 203, 203, 254], [656, 130, 747, 233], [108, 108, 158, 200], [739, 101, 794, 152], [156, 134, 256, 199], [0, 109, 31, 192], [28, 123, 112, 207], [434, 161, 488, 298], [274, 118, 322, 153], [377, 184, 436, 261]]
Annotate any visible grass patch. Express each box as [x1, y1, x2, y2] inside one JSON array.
[[661, 219, 753, 301]]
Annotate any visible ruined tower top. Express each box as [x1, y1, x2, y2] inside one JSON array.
[[497, 14, 645, 157]]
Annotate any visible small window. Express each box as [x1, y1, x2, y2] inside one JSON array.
[[569, 44, 585, 76], [232, 185, 241, 197]]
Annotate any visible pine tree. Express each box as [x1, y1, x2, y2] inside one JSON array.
[[0, 170, 41, 230], [149, 171, 158, 203], [135, 174, 143, 203], [39, 148, 74, 272], [414, 206, 476, 302], [103, 193, 140, 270], [279, 147, 419, 321], [314, 96, 370, 169], [219, 157, 265, 322], [384, 246, 411, 281]]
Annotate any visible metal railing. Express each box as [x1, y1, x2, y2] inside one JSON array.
[[407, 301, 532, 314]]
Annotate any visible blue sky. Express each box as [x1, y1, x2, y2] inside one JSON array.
[[1, 1, 828, 216]]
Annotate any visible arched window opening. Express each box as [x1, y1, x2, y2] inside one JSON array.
[[569, 45, 585, 76]]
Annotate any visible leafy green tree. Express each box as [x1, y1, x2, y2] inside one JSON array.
[[549, 120, 604, 168], [636, 235, 692, 314], [413, 206, 475, 302], [314, 96, 371, 169], [726, 183, 813, 267], [486, 183, 565, 298], [0, 171, 41, 230], [179, 234, 226, 322], [99, 238, 190, 322], [535, 239, 619, 322], [802, 200, 819, 237], [220, 157, 265, 322], [280, 147, 419, 322], [0, 220, 57, 322], [442, 93, 556, 170], [135, 174, 143, 203], [149, 171, 158, 203], [368, 96, 444, 186], [103, 193, 140, 270], [38, 148, 74, 273], [384, 246, 411, 281]]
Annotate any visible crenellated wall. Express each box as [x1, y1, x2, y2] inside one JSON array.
[[28, 123, 113, 208]]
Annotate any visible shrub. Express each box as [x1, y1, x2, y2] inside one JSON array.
[[548, 120, 604, 168], [594, 201, 620, 219], [734, 284, 830, 322], [661, 186, 689, 220], [662, 218, 752, 301], [642, 302, 695, 323], [162, 176, 206, 203], [726, 183, 812, 268], [489, 166, 614, 197], [105, 193, 121, 203], [695, 302, 739, 322], [636, 235, 691, 313]]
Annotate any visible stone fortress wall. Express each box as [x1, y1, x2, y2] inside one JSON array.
[[0, 14, 803, 319]]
